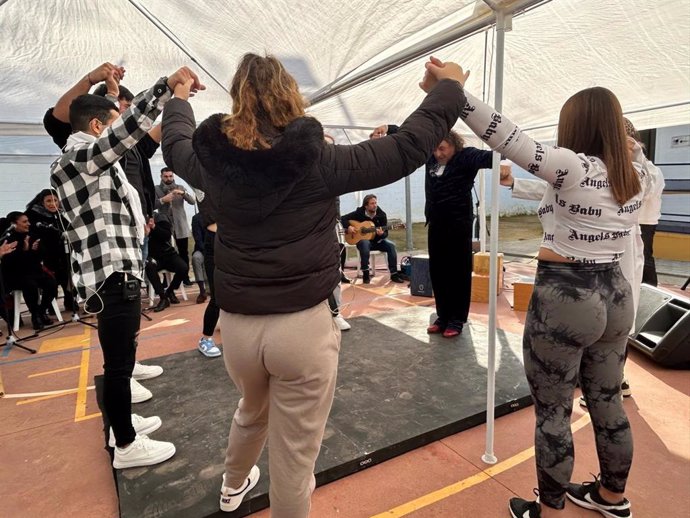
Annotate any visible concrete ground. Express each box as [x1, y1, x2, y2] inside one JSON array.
[[1, 246, 688, 518]]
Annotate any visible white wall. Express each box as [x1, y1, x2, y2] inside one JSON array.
[[655, 124, 690, 228]]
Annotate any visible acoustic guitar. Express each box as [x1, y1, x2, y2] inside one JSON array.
[[344, 220, 406, 245]]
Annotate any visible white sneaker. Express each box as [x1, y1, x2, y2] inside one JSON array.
[[334, 315, 351, 331], [112, 434, 176, 469], [108, 414, 162, 447], [130, 378, 153, 403], [220, 465, 260, 512], [132, 362, 163, 380]]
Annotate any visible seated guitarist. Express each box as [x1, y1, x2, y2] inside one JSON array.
[[341, 194, 405, 284]]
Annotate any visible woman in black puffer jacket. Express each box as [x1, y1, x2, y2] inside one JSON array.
[[162, 53, 468, 517]]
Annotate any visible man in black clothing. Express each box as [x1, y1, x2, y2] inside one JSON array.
[[146, 213, 188, 313], [372, 125, 510, 337], [341, 194, 404, 285]]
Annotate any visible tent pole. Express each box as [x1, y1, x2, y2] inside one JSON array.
[[482, 5, 511, 466], [404, 176, 413, 250], [309, 0, 548, 106]]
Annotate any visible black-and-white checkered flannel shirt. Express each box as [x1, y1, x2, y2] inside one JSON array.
[[50, 78, 172, 298]]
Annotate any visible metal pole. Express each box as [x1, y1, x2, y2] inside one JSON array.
[[482, 7, 511, 466], [405, 176, 413, 250]]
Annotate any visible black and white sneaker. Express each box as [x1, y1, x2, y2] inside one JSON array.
[[509, 489, 541, 518], [566, 477, 631, 518], [220, 465, 260, 512], [509, 498, 541, 517]]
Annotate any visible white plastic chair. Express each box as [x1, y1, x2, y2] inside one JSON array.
[[12, 290, 63, 332]]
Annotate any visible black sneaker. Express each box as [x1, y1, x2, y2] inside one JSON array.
[[362, 270, 371, 284], [509, 496, 541, 518], [566, 477, 631, 518], [621, 378, 632, 397], [153, 296, 170, 313], [390, 272, 405, 283]]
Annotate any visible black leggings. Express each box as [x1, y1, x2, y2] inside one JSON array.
[[524, 261, 634, 509], [202, 230, 219, 337]]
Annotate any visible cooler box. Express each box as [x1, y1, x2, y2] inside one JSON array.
[[410, 255, 433, 297]]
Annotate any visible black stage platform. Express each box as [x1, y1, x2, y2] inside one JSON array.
[[99, 306, 532, 518]]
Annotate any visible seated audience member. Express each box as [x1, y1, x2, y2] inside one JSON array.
[[25, 189, 75, 312], [146, 213, 188, 312], [341, 194, 404, 284], [0, 239, 19, 331], [191, 212, 207, 303], [0, 212, 57, 330]]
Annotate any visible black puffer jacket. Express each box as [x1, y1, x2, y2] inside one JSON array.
[[162, 79, 465, 314]]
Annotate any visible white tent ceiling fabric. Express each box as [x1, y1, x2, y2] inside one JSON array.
[[0, 0, 689, 152]]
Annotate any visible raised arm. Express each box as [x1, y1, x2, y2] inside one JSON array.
[[322, 78, 466, 195], [52, 62, 124, 122], [459, 89, 588, 189], [67, 75, 172, 176], [67, 68, 203, 177], [161, 86, 207, 191]]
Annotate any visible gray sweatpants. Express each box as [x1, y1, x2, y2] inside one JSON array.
[[219, 300, 340, 518], [523, 261, 634, 509]]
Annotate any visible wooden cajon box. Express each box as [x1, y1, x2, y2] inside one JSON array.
[[513, 280, 535, 311], [470, 252, 504, 303]]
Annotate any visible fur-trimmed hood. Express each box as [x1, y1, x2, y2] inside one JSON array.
[[192, 114, 325, 222]]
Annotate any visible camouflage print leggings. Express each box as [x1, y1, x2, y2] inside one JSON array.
[[523, 260, 634, 509]]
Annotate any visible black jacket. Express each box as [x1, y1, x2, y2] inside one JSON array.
[[148, 215, 177, 262], [341, 206, 389, 242], [425, 147, 493, 223], [25, 205, 69, 274], [0, 230, 44, 290], [162, 79, 465, 314], [191, 213, 206, 253]]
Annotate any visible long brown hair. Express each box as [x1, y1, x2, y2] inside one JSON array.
[[222, 53, 307, 150], [557, 87, 640, 205]]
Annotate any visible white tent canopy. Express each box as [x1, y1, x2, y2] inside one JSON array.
[[1, 0, 689, 144]]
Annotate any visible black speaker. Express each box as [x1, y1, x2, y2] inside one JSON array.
[[628, 285, 690, 367], [410, 255, 433, 297]]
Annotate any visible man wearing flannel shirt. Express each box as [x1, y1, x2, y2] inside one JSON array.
[[51, 66, 203, 469]]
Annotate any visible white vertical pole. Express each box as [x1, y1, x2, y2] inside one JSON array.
[[482, 7, 510, 466], [405, 175, 413, 250]]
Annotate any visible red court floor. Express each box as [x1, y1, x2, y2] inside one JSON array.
[[1, 261, 688, 518]]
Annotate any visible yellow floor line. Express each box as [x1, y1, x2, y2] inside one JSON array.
[[28, 365, 81, 378], [370, 412, 592, 517], [75, 412, 102, 422], [74, 342, 91, 421]]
